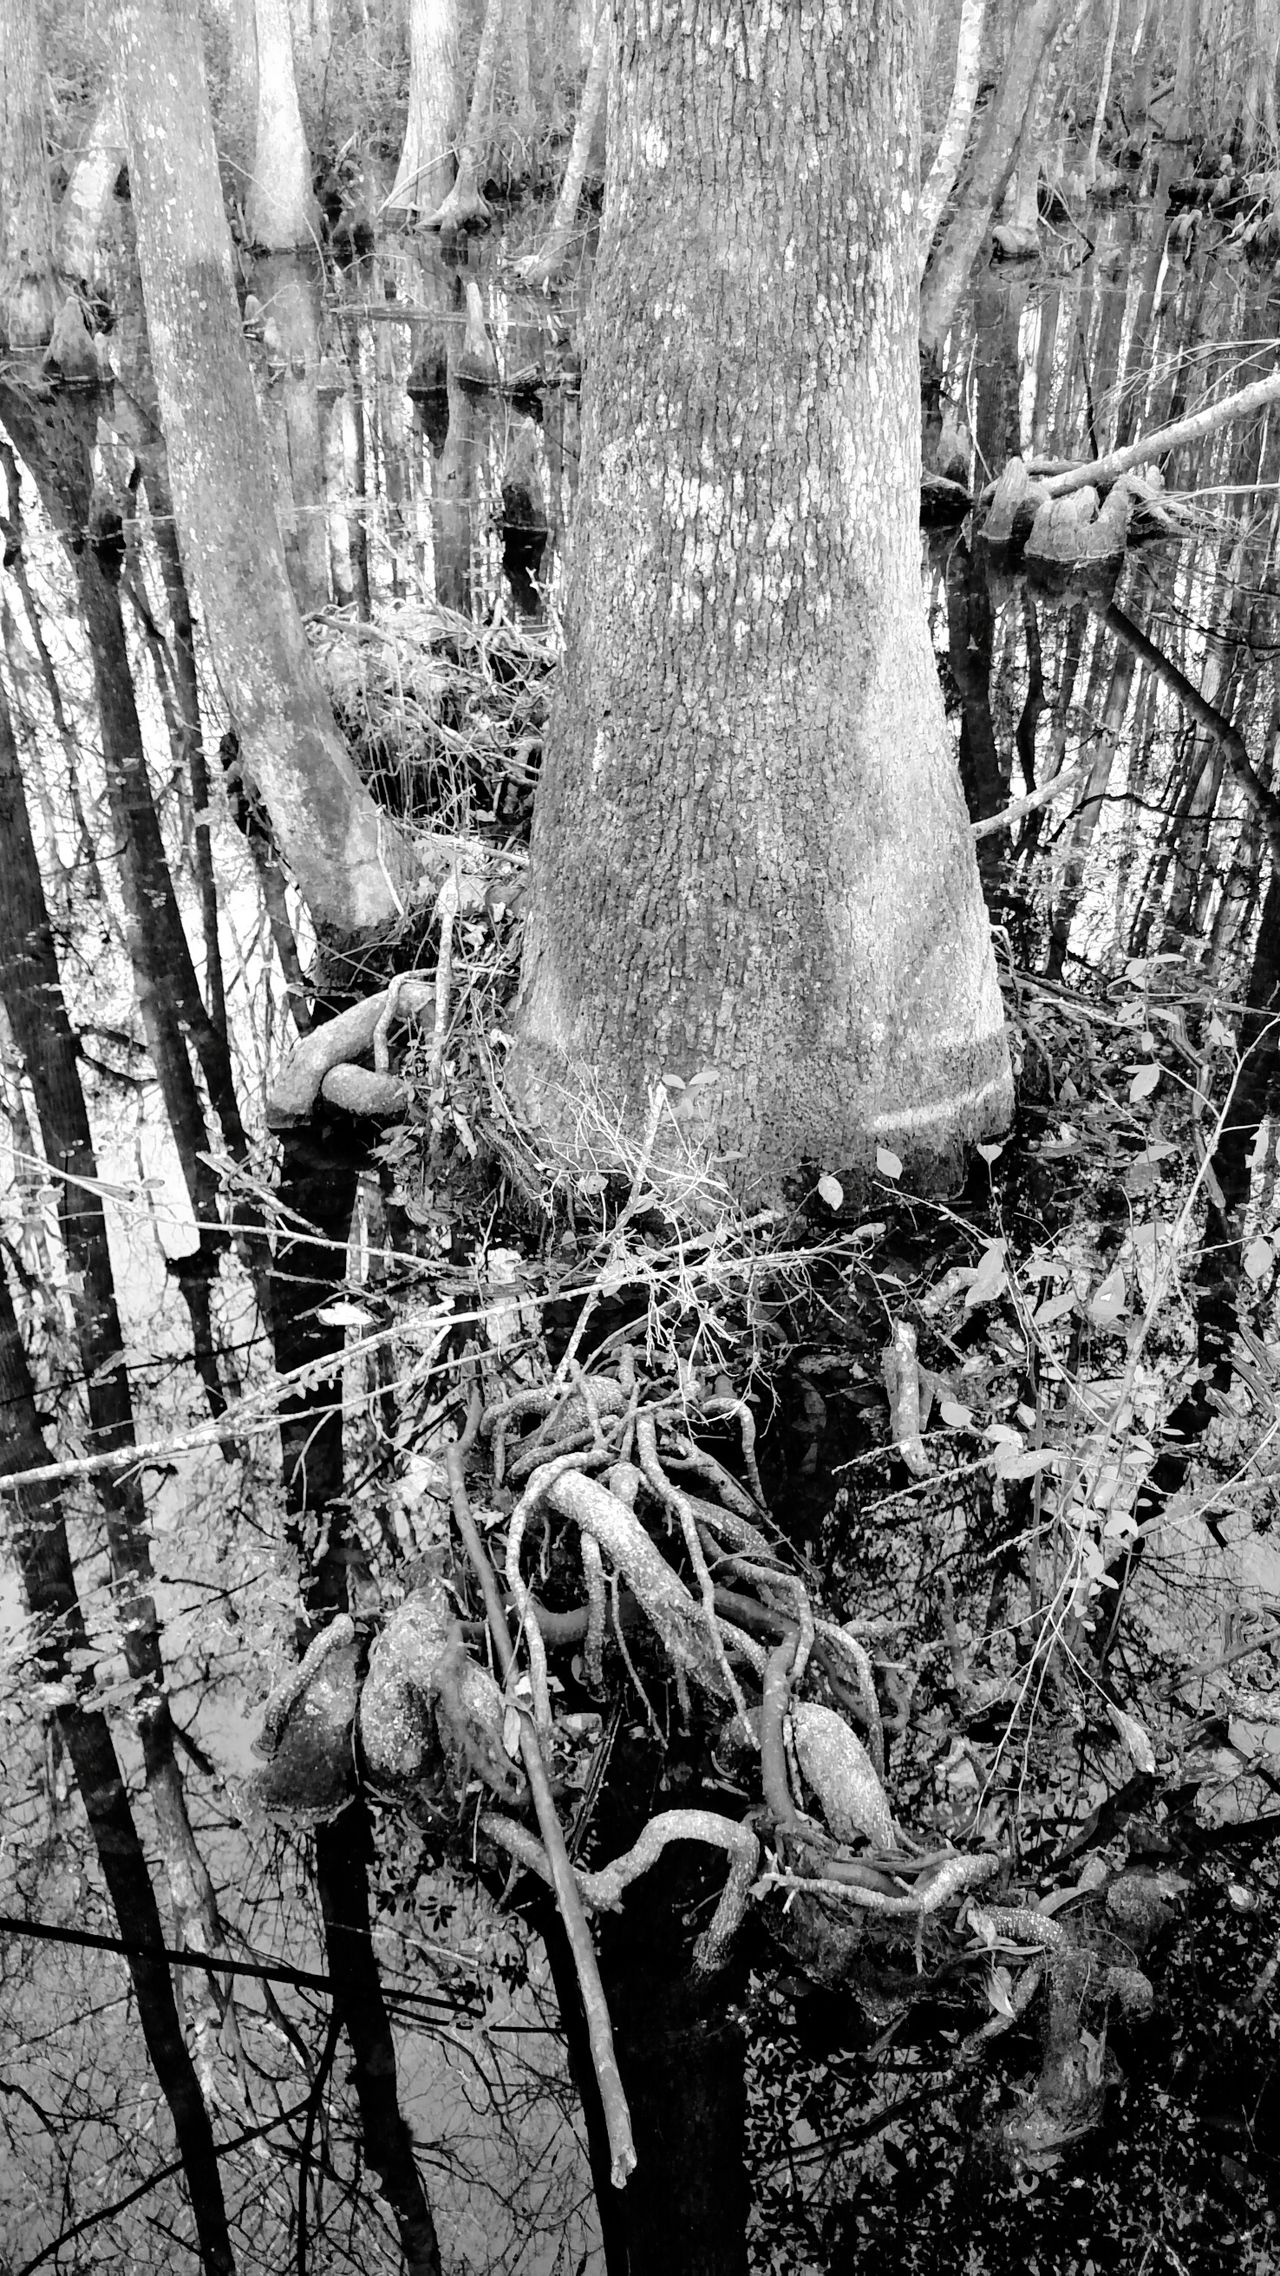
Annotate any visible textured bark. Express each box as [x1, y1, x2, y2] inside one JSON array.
[[512, 1, 1012, 1201], [388, 0, 462, 215], [246, 0, 317, 248], [0, 0, 59, 347], [109, 0, 423, 932]]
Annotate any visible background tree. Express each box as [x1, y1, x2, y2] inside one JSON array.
[[511, 0, 1013, 1201], [1, 0, 60, 347], [109, 0, 471, 932], [245, 0, 317, 248], [388, 0, 462, 217]]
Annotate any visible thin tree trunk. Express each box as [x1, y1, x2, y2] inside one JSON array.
[[919, 0, 987, 261], [421, 0, 510, 232], [1086, 0, 1122, 185], [110, 0, 470, 932], [57, 77, 128, 296], [246, 0, 316, 247], [511, 0, 609, 285], [253, 252, 330, 610], [1103, 600, 1280, 858], [0, 774, 233, 2276], [387, 0, 461, 217], [0, 0, 59, 348], [1045, 644, 1135, 977], [919, 0, 1068, 364]]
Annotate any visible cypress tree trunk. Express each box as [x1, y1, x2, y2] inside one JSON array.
[[512, 0, 1011, 1202]]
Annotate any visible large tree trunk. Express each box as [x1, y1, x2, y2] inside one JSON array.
[[511, 0, 1012, 1203], [108, 0, 429, 933]]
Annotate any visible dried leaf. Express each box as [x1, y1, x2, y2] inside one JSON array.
[[817, 1173, 844, 1209], [1107, 1704, 1156, 1776], [964, 1239, 1007, 1310], [1088, 1263, 1127, 1327]]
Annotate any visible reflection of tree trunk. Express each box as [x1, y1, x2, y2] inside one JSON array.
[[920, 0, 1066, 364], [1164, 741, 1227, 946], [597, 1887, 747, 2274], [972, 265, 1027, 473], [948, 536, 1006, 896], [432, 364, 479, 612], [270, 1122, 443, 2272], [1046, 644, 1135, 979], [320, 353, 355, 606], [388, 0, 461, 218], [1110, 666, 1156, 953], [115, 443, 228, 1042], [0, 1274, 234, 2273], [1103, 601, 1280, 859], [544, 1867, 747, 2276], [0, 732, 232, 2276], [375, 291, 417, 597], [316, 1808, 444, 2275], [0, 669, 229, 1861], [500, 415, 548, 619], [0, 387, 251, 1327], [340, 305, 373, 617], [1100, 871, 1280, 1646], [254, 251, 330, 610]]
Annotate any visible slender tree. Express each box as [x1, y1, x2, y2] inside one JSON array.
[[421, 0, 511, 232], [387, 0, 462, 217], [510, 0, 609, 286], [245, 0, 317, 248], [0, 0, 59, 346], [919, 0, 1069, 366], [511, 0, 1013, 1201], [107, 0, 470, 931]]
